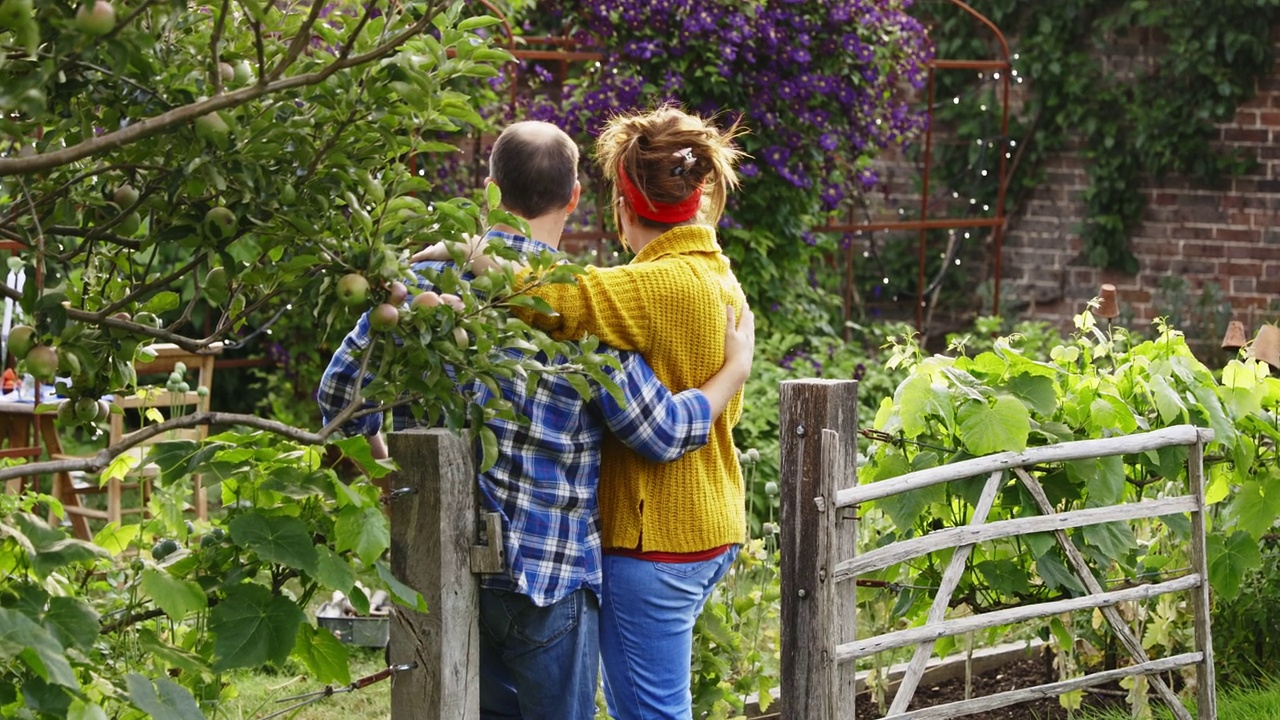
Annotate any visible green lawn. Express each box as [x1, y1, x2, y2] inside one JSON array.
[[222, 649, 390, 720], [1080, 679, 1280, 720]]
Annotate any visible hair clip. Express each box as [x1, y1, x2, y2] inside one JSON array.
[[671, 148, 696, 176]]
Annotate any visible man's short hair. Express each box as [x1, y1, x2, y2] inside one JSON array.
[[489, 121, 579, 220]]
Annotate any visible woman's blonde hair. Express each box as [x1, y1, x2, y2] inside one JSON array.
[[596, 105, 746, 236]]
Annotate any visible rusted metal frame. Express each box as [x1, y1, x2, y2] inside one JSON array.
[[825, 0, 1013, 333]]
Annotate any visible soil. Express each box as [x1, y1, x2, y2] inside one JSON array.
[[748, 652, 1136, 719], [892, 653, 1128, 720]]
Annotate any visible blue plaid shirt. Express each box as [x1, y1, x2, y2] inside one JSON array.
[[317, 230, 712, 606]]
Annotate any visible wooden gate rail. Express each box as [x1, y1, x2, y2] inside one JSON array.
[[779, 379, 1217, 720]]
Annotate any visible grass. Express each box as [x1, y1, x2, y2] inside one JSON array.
[[1079, 678, 1280, 720], [220, 648, 391, 720]]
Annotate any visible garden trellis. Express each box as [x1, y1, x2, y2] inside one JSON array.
[[779, 378, 1216, 719]]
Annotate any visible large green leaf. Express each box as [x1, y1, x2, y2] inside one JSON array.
[[1208, 530, 1262, 597], [295, 623, 351, 685], [377, 560, 429, 613], [125, 674, 204, 720], [333, 435, 396, 478], [208, 583, 304, 671], [975, 558, 1031, 597], [314, 545, 356, 594], [229, 513, 319, 575], [957, 396, 1029, 456], [1067, 454, 1125, 508], [1003, 373, 1058, 417], [1081, 521, 1137, 565], [0, 608, 77, 688], [12, 512, 107, 578], [141, 568, 208, 621], [66, 699, 109, 720], [1227, 470, 1280, 539], [43, 597, 100, 652], [335, 505, 391, 567], [898, 374, 952, 438]]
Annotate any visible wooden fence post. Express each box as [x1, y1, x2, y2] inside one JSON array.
[[386, 428, 480, 720], [780, 379, 859, 719]]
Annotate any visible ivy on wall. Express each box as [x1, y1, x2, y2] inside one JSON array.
[[924, 0, 1280, 274]]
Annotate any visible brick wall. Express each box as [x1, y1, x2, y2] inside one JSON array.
[[1002, 35, 1280, 345]]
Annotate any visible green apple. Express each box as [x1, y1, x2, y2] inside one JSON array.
[[25, 345, 58, 382], [193, 112, 230, 146], [204, 266, 229, 306], [117, 210, 141, 236], [0, 0, 36, 30], [411, 290, 441, 311], [74, 0, 114, 36], [7, 324, 35, 359], [74, 397, 99, 423], [336, 273, 369, 306], [369, 303, 399, 331], [57, 399, 78, 425], [112, 184, 139, 208], [202, 206, 237, 240]]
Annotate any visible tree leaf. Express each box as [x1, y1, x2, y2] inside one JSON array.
[[1003, 373, 1058, 417], [957, 396, 1029, 456], [208, 583, 304, 671], [125, 673, 205, 720], [140, 568, 208, 621], [229, 513, 319, 575], [296, 623, 351, 685], [334, 505, 390, 567]]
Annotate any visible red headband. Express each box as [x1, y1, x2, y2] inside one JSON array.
[[617, 169, 703, 224]]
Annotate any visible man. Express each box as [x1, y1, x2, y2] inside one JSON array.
[[317, 121, 754, 720]]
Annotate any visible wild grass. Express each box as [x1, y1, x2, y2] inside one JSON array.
[[1078, 678, 1280, 720]]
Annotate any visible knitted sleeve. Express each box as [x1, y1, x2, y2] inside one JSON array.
[[514, 263, 673, 352]]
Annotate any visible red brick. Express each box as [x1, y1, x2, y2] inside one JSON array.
[[1222, 128, 1270, 144], [1236, 109, 1260, 126], [1214, 227, 1258, 243]]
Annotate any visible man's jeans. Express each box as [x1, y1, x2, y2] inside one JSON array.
[[599, 547, 739, 720], [478, 587, 599, 720]]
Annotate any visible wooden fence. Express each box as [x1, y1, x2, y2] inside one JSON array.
[[779, 378, 1217, 720]]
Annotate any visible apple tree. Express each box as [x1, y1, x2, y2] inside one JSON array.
[[0, 0, 604, 716]]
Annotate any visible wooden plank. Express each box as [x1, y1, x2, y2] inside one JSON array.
[[887, 470, 1004, 715], [820, 429, 858, 714], [1012, 467, 1193, 720], [834, 497, 1196, 579], [837, 425, 1201, 508], [881, 652, 1202, 720], [779, 379, 859, 720], [387, 429, 480, 720], [1186, 437, 1217, 720], [837, 574, 1201, 661]]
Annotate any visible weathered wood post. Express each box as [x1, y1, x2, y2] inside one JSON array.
[[386, 428, 480, 720], [779, 379, 859, 719]]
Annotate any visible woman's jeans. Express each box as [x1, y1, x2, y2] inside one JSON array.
[[478, 587, 599, 720], [599, 547, 739, 720]]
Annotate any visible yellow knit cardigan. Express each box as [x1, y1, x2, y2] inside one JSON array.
[[518, 225, 747, 552]]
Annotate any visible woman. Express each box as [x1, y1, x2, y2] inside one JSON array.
[[419, 105, 748, 719]]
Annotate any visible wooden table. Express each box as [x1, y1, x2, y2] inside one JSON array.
[[0, 401, 92, 540]]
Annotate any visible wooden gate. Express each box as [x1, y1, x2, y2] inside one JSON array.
[[780, 379, 1217, 719]]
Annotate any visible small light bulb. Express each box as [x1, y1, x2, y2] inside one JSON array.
[[882, 277, 889, 284], [993, 72, 1001, 80], [953, 97, 960, 104], [981, 170, 989, 177]]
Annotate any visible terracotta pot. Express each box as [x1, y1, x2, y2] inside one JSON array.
[[1095, 283, 1119, 319]]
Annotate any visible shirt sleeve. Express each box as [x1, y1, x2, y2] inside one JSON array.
[[514, 264, 659, 352], [316, 313, 384, 438], [591, 349, 711, 463]]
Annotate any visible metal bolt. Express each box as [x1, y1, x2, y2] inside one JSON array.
[[796, 425, 806, 437], [798, 588, 808, 598]]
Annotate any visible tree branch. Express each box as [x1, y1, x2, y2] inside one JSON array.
[[0, 11, 435, 177], [266, 0, 327, 82]]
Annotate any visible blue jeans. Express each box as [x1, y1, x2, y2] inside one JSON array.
[[599, 547, 739, 720], [478, 587, 599, 720]]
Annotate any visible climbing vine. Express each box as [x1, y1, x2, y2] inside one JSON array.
[[923, 0, 1280, 273]]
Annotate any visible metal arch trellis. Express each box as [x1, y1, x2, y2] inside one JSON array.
[[450, 0, 1012, 334], [820, 0, 1013, 334]]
